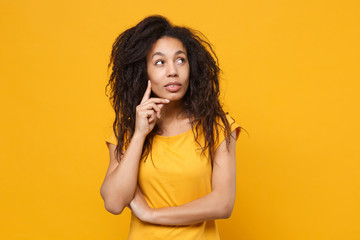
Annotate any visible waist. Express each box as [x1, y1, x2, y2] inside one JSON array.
[[127, 213, 220, 240]]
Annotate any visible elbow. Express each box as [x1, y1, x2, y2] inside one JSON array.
[[104, 200, 126, 215], [212, 191, 235, 219], [100, 188, 126, 215], [218, 201, 234, 219], [222, 205, 233, 219]]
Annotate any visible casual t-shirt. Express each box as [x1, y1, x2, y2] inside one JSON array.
[[105, 114, 241, 240]]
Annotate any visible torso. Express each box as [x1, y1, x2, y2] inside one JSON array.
[[156, 116, 193, 137], [127, 124, 220, 240]]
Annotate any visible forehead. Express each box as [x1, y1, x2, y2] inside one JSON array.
[[147, 36, 187, 57]]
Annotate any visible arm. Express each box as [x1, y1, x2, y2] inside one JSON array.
[[100, 134, 145, 215], [129, 129, 238, 225], [100, 80, 169, 215]]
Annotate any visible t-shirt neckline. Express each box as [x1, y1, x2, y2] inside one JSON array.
[[154, 125, 194, 139]]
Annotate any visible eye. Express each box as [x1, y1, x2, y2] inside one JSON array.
[[155, 60, 164, 66], [177, 58, 186, 64]]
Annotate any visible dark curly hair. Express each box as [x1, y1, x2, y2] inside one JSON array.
[[105, 15, 243, 164]]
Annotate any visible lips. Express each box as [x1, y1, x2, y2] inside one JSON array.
[[164, 81, 182, 92], [164, 81, 181, 87]]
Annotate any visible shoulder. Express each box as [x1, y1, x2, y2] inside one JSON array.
[[214, 114, 241, 151], [105, 126, 130, 152], [105, 130, 118, 146]]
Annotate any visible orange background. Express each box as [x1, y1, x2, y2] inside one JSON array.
[[1, 0, 359, 239]]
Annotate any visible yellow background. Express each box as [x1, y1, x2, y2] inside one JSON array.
[[1, 0, 359, 239]]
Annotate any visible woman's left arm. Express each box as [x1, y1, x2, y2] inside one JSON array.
[[129, 130, 238, 226]]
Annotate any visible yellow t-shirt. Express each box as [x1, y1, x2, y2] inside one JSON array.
[[105, 114, 241, 240]]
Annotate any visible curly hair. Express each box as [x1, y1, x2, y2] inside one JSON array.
[[105, 15, 243, 164]]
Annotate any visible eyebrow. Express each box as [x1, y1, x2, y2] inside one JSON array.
[[151, 50, 186, 59]]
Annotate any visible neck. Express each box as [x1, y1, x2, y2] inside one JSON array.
[[157, 99, 187, 126]]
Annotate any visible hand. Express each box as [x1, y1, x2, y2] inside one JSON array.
[[129, 185, 153, 222], [134, 80, 170, 138]]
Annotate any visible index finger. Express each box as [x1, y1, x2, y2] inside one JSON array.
[[140, 80, 151, 104]]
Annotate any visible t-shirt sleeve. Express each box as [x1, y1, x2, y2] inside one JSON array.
[[105, 130, 118, 147], [214, 114, 241, 151]]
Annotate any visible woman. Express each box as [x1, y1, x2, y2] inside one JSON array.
[[100, 15, 243, 240]]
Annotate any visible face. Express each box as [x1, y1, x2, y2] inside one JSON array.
[[146, 36, 190, 102]]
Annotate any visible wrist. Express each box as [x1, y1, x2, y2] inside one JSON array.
[[132, 131, 147, 142], [142, 207, 156, 223]]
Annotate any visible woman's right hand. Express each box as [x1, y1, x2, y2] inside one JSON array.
[[134, 80, 170, 138]]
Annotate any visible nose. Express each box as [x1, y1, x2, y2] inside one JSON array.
[[166, 62, 178, 77]]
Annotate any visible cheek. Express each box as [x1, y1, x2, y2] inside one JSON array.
[[146, 66, 153, 79], [148, 74, 162, 88], [147, 68, 163, 93], [182, 65, 190, 82], [147, 65, 163, 79], [184, 62, 190, 76]]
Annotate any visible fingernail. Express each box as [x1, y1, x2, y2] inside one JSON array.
[[165, 99, 170, 102]]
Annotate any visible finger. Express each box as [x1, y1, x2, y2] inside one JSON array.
[[138, 102, 161, 113], [140, 80, 152, 104], [140, 102, 164, 119], [144, 110, 155, 122], [137, 101, 166, 117], [137, 109, 154, 122], [142, 97, 170, 105], [148, 113, 155, 123], [148, 111, 157, 123]]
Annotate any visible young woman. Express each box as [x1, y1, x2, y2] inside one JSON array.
[[100, 15, 243, 240]]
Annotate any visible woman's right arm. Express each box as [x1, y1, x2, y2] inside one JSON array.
[[100, 133, 146, 215], [100, 80, 169, 215]]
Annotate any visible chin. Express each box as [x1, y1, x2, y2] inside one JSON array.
[[166, 92, 187, 101], [153, 90, 186, 101]]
